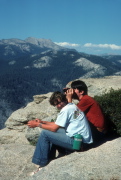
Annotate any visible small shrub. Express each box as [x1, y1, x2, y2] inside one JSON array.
[[94, 88, 121, 136]]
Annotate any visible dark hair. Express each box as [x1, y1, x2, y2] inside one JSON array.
[[49, 91, 67, 106], [71, 80, 88, 94]]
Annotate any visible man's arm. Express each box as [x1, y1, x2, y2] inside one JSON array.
[[27, 119, 60, 132], [39, 123, 60, 132]]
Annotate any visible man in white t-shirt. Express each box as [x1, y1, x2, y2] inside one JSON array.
[[27, 91, 93, 174]]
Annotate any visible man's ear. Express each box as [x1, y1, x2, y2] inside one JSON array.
[[80, 90, 84, 95]]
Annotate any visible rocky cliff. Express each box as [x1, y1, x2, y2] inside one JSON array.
[[0, 76, 121, 180]]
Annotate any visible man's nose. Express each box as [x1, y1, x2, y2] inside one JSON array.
[[57, 104, 60, 107]]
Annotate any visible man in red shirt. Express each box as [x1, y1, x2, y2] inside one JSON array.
[[66, 80, 107, 145]]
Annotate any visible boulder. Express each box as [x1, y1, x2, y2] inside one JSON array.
[[2, 92, 58, 144], [0, 137, 121, 180], [67, 76, 121, 97], [26, 137, 121, 180], [0, 143, 35, 180], [5, 92, 57, 131], [0, 128, 29, 144]]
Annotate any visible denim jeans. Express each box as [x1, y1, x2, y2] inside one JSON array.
[[32, 128, 74, 167]]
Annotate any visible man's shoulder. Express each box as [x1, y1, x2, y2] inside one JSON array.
[[77, 95, 96, 108], [82, 95, 91, 99], [67, 103, 77, 108], [63, 103, 77, 111], [82, 95, 95, 102]]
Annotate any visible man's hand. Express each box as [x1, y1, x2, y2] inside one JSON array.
[[66, 88, 75, 103], [27, 119, 41, 128]]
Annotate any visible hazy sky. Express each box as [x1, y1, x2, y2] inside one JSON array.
[[0, 0, 121, 55]]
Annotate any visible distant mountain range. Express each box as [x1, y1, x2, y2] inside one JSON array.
[[0, 37, 121, 129], [0, 37, 71, 60]]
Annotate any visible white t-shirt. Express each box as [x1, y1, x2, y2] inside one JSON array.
[[55, 103, 93, 144]]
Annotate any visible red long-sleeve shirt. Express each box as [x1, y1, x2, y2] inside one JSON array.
[[77, 95, 105, 129]]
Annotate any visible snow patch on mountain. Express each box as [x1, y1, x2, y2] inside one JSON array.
[[8, 61, 16, 65], [33, 56, 52, 68]]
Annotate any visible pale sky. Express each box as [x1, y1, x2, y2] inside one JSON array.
[[0, 0, 121, 55]]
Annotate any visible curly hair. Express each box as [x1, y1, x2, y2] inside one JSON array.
[[49, 91, 67, 106]]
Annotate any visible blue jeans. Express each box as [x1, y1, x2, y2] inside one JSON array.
[[32, 128, 74, 167]]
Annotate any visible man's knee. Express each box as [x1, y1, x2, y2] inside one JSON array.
[[40, 129, 49, 136], [40, 129, 55, 137]]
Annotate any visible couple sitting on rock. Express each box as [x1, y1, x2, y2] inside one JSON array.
[[27, 80, 107, 175]]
